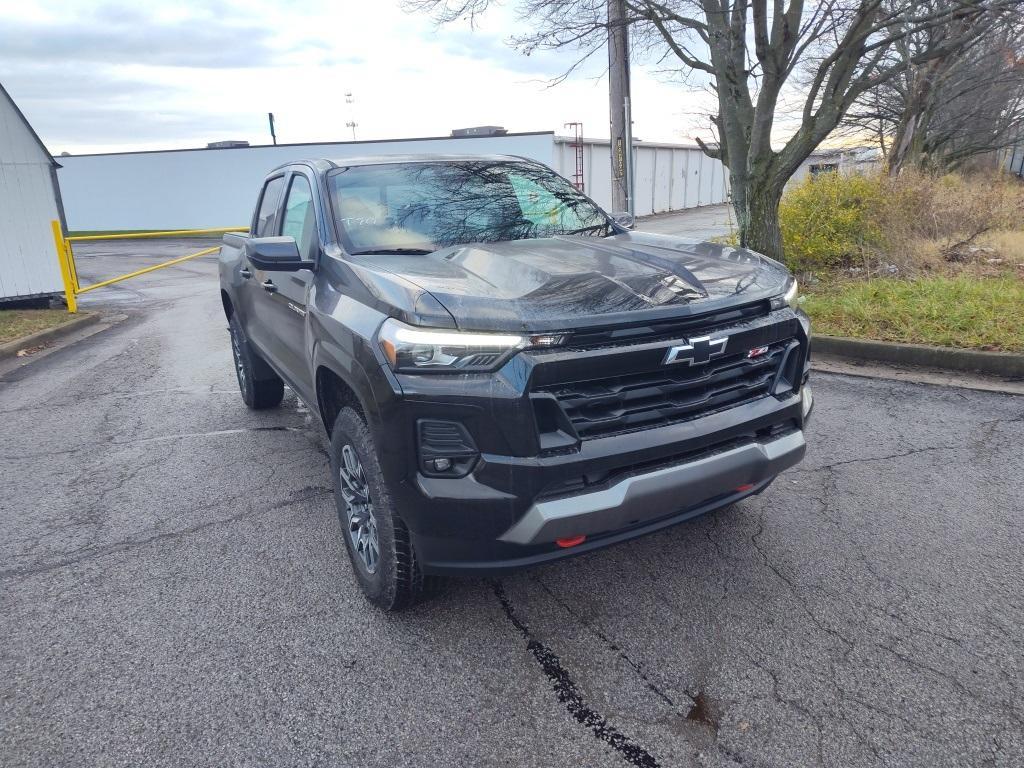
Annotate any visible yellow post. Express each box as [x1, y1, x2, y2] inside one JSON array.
[[51, 220, 77, 314], [67, 238, 80, 292]]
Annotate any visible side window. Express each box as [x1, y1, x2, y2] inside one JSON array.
[[280, 175, 318, 261], [254, 176, 286, 237]]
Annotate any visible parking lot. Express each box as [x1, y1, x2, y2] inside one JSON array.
[[1, 237, 1023, 767]]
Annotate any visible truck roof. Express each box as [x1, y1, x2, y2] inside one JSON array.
[[269, 154, 530, 174]]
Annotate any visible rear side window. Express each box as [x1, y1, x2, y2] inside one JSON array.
[[255, 176, 286, 236]]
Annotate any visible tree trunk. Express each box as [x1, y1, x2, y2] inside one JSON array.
[[738, 180, 784, 263], [888, 112, 917, 175]]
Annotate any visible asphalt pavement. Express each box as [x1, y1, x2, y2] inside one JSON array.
[[637, 203, 735, 242], [1, 234, 1022, 768]]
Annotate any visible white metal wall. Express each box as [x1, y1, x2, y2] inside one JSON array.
[[552, 138, 730, 215], [57, 133, 558, 231], [55, 132, 730, 231], [0, 87, 64, 301]]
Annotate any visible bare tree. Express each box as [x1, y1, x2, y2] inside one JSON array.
[[845, 9, 1024, 174], [409, 0, 1018, 261]]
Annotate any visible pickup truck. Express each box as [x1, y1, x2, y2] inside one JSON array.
[[219, 154, 813, 611]]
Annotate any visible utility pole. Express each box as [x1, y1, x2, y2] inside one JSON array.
[[607, 0, 632, 215], [345, 92, 358, 141]]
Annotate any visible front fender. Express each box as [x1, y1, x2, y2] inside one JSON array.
[[309, 289, 399, 434]]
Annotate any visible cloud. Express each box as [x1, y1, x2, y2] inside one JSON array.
[[4, 64, 177, 102], [437, 27, 602, 79], [0, 0, 714, 154], [50, 106, 255, 145], [0, 2, 293, 69]]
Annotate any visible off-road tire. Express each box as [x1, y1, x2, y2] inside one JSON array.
[[330, 407, 437, 610], [228, 314, 284, 410]]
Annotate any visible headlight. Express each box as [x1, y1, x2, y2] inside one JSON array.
[[378, 318, 530, 373], [784, 278, 799, 308], [772, 278, 800, 310]]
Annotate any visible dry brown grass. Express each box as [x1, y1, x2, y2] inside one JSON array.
[[877, 171, 1024, 272], [977, 230, 1024, 263], [0, 309, 72, 344], [892, 230, 1024, 279], [881, 172, 1022, 239]]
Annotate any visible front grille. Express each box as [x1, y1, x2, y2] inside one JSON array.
[[568, 301, 770, 349], [534, 342, 789, 440]]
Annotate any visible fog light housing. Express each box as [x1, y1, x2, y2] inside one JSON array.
[[417, 420, 479, 477]]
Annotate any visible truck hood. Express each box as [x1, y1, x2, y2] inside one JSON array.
[[350, 231, 790, 332]]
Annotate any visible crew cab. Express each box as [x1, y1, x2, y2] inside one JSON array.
[[219, 155, 813, 610]]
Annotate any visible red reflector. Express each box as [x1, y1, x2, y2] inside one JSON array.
[[736, 483, 755, 492], [556, 535, 587, 548], [747, 346, 769, 359]]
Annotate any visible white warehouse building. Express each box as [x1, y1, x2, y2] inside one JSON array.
[[0, 82, 66, 303], [55, 131, 730, 232]]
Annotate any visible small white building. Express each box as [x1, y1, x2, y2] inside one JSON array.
[[789, 146, 882, 186], [0, 82, 66, 304], [1002, 143, 1024, 177]]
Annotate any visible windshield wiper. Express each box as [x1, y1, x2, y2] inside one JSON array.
[[563, 223, 610, 236], [350, 247, 435, 256]]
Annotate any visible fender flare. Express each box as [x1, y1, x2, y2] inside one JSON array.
[[311, 337, 383, 434]]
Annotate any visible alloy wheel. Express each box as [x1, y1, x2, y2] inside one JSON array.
[[339, 444, 380, 574], [230, 328, 248, 395]]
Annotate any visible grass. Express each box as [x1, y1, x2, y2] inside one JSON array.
[[0, 308, 74, 345], [802, 276, 1024, 352]]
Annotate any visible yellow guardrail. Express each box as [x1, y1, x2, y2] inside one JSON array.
[[51, 221, 247, 313]]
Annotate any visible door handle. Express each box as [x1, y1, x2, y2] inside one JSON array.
[[239, 267, 251, 279], [261, 279, 277, 294]]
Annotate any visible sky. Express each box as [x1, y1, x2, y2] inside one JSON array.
[[0, 0, 721, 156]]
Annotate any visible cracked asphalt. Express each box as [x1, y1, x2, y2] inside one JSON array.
[[2, 239, 1023, 768]]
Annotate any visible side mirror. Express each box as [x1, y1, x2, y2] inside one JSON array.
[[244, 236, 314, 271], [610, 212, 635, 230]]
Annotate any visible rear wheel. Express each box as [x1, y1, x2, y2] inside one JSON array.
[[228, 315, 284, 409], [330, 406, 436, 610]]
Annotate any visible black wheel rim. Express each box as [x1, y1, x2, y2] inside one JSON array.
[[339, 444, 380, 574], [230, 327, 249, 397]]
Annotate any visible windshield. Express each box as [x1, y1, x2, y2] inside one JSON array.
[[327, 160, 611, 254]]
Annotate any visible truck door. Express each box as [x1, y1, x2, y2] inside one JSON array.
[[241, 174, 287, 368], [257, 171, 318, 404]]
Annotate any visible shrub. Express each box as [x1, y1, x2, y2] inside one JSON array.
[[778, 172, 887, 272]]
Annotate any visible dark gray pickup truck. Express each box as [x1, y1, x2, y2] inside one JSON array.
[[219, 154, 813, 611]]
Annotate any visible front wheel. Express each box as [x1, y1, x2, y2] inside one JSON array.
[[228, 315, 284, 410], [330, 407, 436, 610]]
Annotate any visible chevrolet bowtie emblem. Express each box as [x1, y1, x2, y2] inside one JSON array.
[[663, 335, 728, 366]]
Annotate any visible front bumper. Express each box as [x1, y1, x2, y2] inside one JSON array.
[[500, 430, 805, 545], [384, 386, 810, 575]]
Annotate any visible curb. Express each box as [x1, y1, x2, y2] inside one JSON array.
[[0, 312, 102, 361], [812, 334, 1024, 379]]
